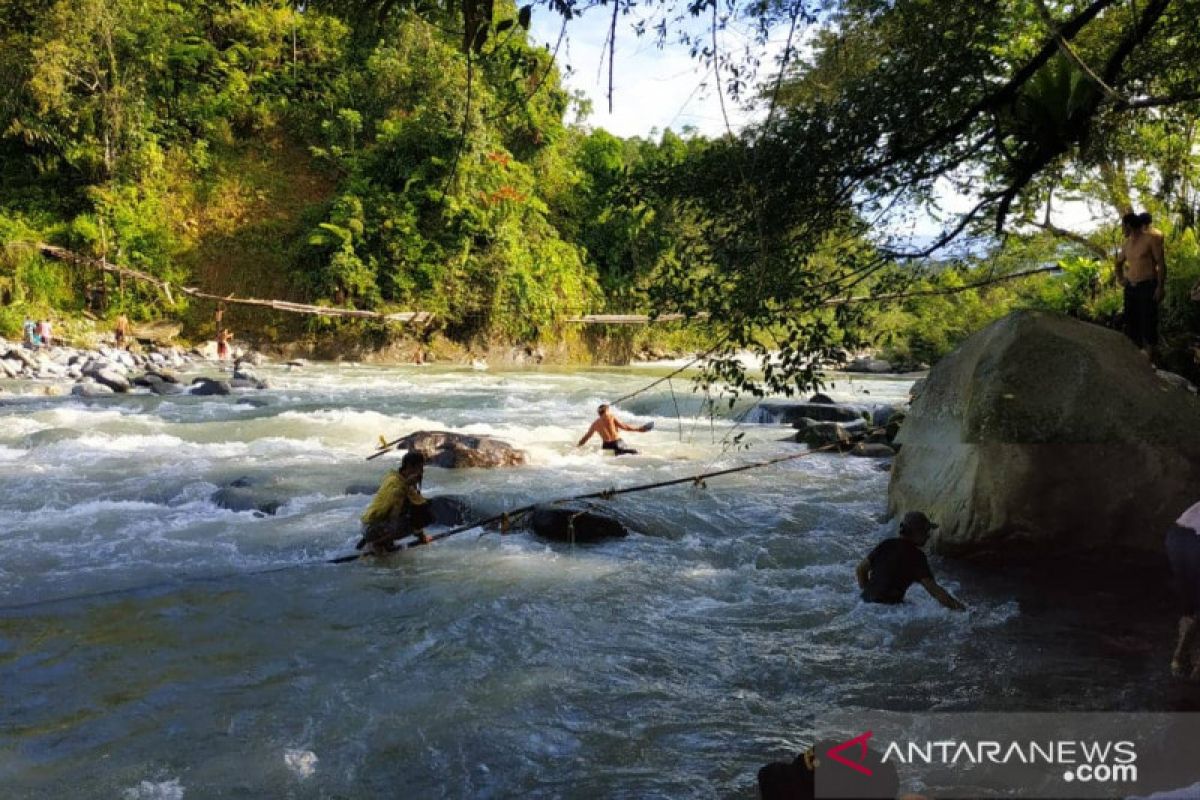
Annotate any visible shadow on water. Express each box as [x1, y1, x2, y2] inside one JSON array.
[[948, 551, 1200, 712]]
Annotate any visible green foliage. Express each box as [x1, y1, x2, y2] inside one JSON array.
[[2, 0, 1197, 374]]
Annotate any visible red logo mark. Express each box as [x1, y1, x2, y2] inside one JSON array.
[[825, 731, 875, 777]]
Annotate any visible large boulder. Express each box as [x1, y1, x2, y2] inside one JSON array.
[[529, 504, 629, 542], [888, 310, 1200, 557], [393, 431, 527, 468]]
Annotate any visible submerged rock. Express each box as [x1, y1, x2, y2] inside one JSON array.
[[90, 368, 132, 393], [71, 380, 115, 397], [191, 378, 232, 396], [211, 475, 284, 515], [530, 504, 629, 542], [752, 400, 872, 425], [844, 356, 894, 374], [850, 442, 895, 458], [794, 418, 868, 450], [393, 431, 527, 468], [342, 487, 476, 526], [427, 494, 474, 526], [889, 310, 1200, 557], [150, 381, 185, 395]]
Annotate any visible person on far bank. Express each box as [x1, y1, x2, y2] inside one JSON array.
[[114, 314, 130, 348], [357, 450, 433, 555], [577, 403, 652, 456], [857, 511, 966, 611], [216, 327, 232, 360], [1167, 500, 1200, 680], [1115, 211, 1167, 358]]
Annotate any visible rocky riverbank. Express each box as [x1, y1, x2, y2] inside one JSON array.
[[0, 338, 275, 398]]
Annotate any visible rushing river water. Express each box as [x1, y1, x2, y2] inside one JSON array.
[[0, 363, 1184, 798]]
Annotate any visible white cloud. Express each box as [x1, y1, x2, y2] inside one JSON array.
[[530, 7, 785, 137]]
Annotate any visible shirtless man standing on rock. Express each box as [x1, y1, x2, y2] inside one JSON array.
[[1115, 211, 1167, 358], [577, 404, 652, 456]]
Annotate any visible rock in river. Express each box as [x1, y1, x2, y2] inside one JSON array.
[[888, 310, 1200, 557], [530, 504, 629, 542], [392, 431, 527, 468]]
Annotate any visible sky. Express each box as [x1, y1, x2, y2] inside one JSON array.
[[528, 8, 1107, 239], [529, 7, 775, 138]]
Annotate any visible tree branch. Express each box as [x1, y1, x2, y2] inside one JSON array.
[[1027, 219, 1110, 258]]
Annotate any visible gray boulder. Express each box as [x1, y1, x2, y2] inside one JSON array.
[[392, 431, 527, 468], [850, 442, 895, 458], [794, 417, 869, 450], [530, 504, 629, 542], [6, 348, 37, 369], [150, 381, 185, 395], [427, 494, 474, 526], [888, 310, 1200, 557], [845, 356, 894, 374], [90, 369, 131, 393], [148, 368, 182, 384], [191, 378, 232, 396], [71, 381, 115, 397], [229, 377, 268, 390], [211, 475, 284, 515]]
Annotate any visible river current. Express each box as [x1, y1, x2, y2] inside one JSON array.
[[0, 363, 1179, 798]]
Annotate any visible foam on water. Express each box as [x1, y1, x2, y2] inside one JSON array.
[[121, 779, 185, 800], [4, 363, 1100, 799]]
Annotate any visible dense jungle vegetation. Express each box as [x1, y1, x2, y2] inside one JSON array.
[[1, 0, 1199, 384]]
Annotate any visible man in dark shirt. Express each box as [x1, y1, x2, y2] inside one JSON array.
[[856, 511, 966, 610]]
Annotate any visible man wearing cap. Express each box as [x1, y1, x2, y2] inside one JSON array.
[[1167, 500, 1200, 679], [856, 511, 966, 610], [356, 451, 433, 555]]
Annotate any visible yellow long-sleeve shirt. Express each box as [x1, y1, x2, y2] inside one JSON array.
[[360, 472, 427, 527]]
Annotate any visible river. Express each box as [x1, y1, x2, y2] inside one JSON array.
[[0, 363, 1180, 798]]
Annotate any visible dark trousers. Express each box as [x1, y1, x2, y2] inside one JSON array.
[[602, 438, 638, 456], [1166, 524, 1200, 617], [1123, 279, 1159, 349]]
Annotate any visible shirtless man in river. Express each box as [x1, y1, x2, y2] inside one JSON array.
[[1115, 211, 1167, 357], [577, 404, 652, 456]]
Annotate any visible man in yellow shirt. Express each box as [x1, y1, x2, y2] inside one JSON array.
[[357, 451, 432, 554]]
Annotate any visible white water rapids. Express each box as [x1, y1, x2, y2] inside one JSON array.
[[0, 363, 1172, 798]]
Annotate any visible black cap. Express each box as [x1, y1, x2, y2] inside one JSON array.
[[900, 510, 938, 534]]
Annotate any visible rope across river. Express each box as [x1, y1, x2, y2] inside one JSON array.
[[330, 435, 864, 563], [0, 433, 875, 611]]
